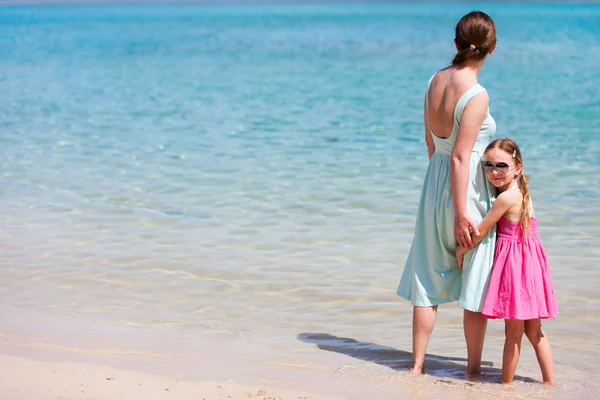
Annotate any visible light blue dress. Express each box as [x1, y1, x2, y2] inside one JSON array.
[[397, 76, 497, 312]]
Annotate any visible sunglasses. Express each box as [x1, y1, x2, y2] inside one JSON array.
[[481, 161, 515, 174]]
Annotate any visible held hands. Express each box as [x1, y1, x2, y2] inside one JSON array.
[[456, 245, 468, 270], [454, 213, 480, 249]]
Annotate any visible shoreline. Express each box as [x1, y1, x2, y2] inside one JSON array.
[[0, 308, 348, 400], [0, 306, 591, 399], [0, 307, 393, 400]]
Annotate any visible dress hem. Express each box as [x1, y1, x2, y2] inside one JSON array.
[[397, 292, 460, 307], [458, 301, 484, 313], [482, 312, 558, 320]]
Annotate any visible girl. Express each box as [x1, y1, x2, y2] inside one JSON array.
[[456, 138, 558, 384]]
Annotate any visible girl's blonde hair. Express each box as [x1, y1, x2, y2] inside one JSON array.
[[485, 138, 531, 236]]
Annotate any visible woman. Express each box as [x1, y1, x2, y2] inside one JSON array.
[[397, 11, 498, 376]]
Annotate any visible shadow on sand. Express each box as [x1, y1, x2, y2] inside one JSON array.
[[298, 332, 537, 383]]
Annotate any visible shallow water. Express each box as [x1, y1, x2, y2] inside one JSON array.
[[1, 3, 599, 398]]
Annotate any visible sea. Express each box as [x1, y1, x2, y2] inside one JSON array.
[[1, 3, 599, 399]]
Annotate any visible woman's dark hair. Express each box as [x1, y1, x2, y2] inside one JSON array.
[[452, 11, 497, 66]]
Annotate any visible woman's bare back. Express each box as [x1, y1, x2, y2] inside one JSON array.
[[426, 68, 479, 139]]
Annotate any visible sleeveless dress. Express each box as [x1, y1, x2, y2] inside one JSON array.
[[481, 204, 558, 320], [397, 75, 497, 312]]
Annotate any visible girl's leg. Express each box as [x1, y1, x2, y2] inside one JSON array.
[[464, 310, 487, 377], [524, 319, 555, 385], [410, 305, 438, 374], [502, 320, 525, 384]]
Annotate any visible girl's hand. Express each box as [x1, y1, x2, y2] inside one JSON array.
[[454, 213, 480, 249], [456, 246, 467, 270], [456, 253, 464, 270]]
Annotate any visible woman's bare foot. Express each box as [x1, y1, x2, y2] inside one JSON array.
[[467, 370, 481, 379], [408, 362, 425, 375]]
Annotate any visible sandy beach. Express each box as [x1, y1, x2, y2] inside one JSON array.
[[0, 318, 391, 400], [0, 340, 525, 400], [0, 308, 574, 400], [0, 309, 375, 400], [0, 311, 349, 400], [0, 353, 348, 400]]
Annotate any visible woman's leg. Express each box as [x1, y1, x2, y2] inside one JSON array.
[[524, 319, 555, 384], [502, 320, 525, 384], [464, 310, 487, 377], [410, 305, 438, 374]]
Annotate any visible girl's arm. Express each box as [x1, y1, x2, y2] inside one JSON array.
[[472, 190, 519, 242], [456, 190, 519, 269], [424, 96, 435, 159], [451, 92, 489, 248]]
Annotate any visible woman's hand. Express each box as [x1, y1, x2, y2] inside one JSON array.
[[454, 213, 480, 249]]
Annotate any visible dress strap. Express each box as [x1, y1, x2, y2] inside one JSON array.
[[425, 74, 435, 107], [425, 74, 436, 136], [453, 84, 486, 125]]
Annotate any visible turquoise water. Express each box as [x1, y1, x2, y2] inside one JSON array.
[[1, 3, 600, 398]]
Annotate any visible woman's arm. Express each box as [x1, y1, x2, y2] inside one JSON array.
[[424, 95, 435, 159], [451, 92, 489, 248]]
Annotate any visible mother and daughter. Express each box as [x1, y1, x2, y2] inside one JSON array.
[[397, 11, 558, 384]]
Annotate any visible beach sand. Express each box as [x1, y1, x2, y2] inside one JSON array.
[[0, 353, 348, 400], [0, 310, 389, 400], [0, 308, 579, 400], [0, 317, 350, 400], [0, 325, 560, 400]]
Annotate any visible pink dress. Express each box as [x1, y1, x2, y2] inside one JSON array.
[[482, 215, 558, 320]]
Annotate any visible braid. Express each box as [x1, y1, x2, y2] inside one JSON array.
[[517, 173, 531, 236]]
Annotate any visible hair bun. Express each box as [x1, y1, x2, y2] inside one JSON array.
[[452, 11, 496, 66]]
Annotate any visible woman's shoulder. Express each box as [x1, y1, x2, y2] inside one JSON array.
[[429, 67, 451, 84], [448, 68, 479, 89], [430, 69, 486, 100]]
